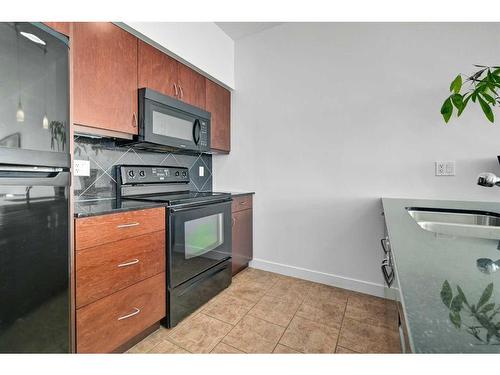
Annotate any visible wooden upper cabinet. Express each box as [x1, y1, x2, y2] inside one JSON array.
[[138, 41, 205, 108], [72, 22, 138, 135], [44, 22, 71, 37], [206, 79, 231, 152], [177, 64, 206, 108], [138, 40, 178, 98]]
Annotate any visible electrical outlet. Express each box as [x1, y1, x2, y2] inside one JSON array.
[[74, 160, 90, 177], [199, 166, 204, 177], [435, 161, 456, 176]]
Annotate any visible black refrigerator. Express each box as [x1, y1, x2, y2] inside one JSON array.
[[0, 23, 70, 353]]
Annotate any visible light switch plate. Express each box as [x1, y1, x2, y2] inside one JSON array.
[[199, 166, 204, 177], [74, 160, 90, 177], [435, 161, 456, 176]]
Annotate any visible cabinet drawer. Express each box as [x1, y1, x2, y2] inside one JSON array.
[[75, 208, 165, 251], [76, 272, 166, 353], [76, 230, 165, 308], [231, 195, 253, 213]]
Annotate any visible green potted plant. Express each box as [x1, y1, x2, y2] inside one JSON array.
[[441, 65, 500, 123]]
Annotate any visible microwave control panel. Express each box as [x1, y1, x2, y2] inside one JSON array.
[[199, 120, 208, 148], [119, 165, 189, 185]]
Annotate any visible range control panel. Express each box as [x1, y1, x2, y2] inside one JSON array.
[[118, 165, 189, 185]]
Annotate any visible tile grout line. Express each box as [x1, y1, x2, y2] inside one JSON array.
[[334, 293, 352, 353], [215, 276, 275, 354], [270, 284, 313, 354]]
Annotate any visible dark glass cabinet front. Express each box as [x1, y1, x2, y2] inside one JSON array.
[[169, 201, 232, 288]]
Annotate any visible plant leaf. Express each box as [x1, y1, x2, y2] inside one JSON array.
[[481, 303, 495, 314], [441, 97, 453, 123], [457, 285, 469, 307], [450, 294, 463, 313], [458, 94, 472, 117], [450, 75, 463, 94], [441, 280, 453, 308], [481, 92, 496, 105], [478, 96, 495, 123], [477, 283, 494, 308], [451, 93, 464, 110], [449, 311, 461, 328]]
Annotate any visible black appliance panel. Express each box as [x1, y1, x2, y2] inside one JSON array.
[[118, 165, 189, 185], [0, 23, 69, 168], [169, 200, 232, 288], [167, 260, 231, 327], [137, 88, 210, 153], [0, 170, 70, 353]]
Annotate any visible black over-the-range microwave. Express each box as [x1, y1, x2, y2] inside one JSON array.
[[127, 88, 211, 153]]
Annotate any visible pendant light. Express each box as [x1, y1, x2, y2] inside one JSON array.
[[15, 25, 24, 123], [42, 47, 49, 129]]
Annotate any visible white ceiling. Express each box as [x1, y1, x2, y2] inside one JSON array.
[[215, 22, 284, 41]]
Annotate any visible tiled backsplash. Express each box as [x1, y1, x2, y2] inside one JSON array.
[[74, 136, 212, 201]]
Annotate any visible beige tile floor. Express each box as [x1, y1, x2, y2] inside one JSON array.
[[127, 267, 401, 354]]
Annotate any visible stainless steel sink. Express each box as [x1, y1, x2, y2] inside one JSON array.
[[406, 207, 500, 240]]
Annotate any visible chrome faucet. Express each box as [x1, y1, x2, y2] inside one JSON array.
[[477, 172, 500, 187]]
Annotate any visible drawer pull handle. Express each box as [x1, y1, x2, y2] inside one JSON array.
[[240, 202, 246, 205], [117, 259, 140, 268], [118, 307, 141, 321], [117, 222, 140, 228]]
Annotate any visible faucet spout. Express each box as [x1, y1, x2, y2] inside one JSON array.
[[477, 172, 500, 187]]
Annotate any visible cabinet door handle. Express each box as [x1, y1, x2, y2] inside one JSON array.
[[232, 217, 236, 227], [117, 307, 141, 321], [117, 222, 140, 228], [132, 112, 137, 127], [117, 259, 139, 268], [179, 84, 184, 99], [173, 83, 178, 97]]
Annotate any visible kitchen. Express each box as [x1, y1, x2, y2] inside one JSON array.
[[1, 1, 500, 370]]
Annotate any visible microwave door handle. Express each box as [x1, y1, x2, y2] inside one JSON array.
[[193, 119, 201, 145]]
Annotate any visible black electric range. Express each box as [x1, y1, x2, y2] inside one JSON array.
[[116, 165, 232, 328]]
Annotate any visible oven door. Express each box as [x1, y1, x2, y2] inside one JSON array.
[[168, 200, 232, 287]]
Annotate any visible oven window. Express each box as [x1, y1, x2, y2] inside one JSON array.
[[152, 110, 193, 142], [184, 213, 224, 259]]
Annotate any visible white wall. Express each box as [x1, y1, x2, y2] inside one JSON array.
[[214, 22, 500, 297], [123, 22, 235, 88]]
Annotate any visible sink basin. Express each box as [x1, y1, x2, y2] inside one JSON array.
[[406, 207, 500, 240]]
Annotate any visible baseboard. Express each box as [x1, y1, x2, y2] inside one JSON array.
[[249, 258, 398, 300]]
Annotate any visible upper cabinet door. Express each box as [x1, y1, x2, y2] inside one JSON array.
[[72, 23, 138, 135], [205, 79, 230, 153], [138, 40, 178, 98], [177, 64, 206, 109]]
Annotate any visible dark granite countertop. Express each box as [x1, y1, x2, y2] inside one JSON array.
[[74, 199, 166, 218], [74, 192, 255, 218], [382, 197, 500, 353], [223, 191, 255, 197]]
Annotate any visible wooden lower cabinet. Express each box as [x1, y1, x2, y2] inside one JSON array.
[[76, 230, 165, 308], [76, 272, 166, 353], [231, 196, 253, 275]]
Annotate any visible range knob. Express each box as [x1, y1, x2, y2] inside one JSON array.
[[175, 171, 180, 176], [182, 171, 187, 177], [139, 170, 145, 178], [127, 170, 135, 178]]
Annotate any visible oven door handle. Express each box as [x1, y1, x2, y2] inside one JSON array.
[[169, 199, 231, 212]]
